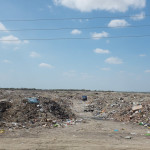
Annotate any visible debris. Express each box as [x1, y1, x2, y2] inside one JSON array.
[[99, 112, 108, 118], [0, 129, 5, 134], [54, 123, 59, 127], [0, 89, 150, 130], [145, 133, 150, 136], [0, 96, 75, 128], [66, 119, 75, 125], [0, 100, 11, 113], [0, 100, 11, 121], [139, 122, 144, 125], [130, 133, 137, 135], [84, 105, 94, 112], [132, 105, 143, 111], [82, 96, 87, 101], [125, 136, 132, 139], [119, 97, 124, 100], [27, 97, 39, 104], [76, 119, 83, 123]]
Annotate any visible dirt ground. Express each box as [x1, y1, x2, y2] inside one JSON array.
[[0, 120, 150, 150], [0, 90, 150, 150]]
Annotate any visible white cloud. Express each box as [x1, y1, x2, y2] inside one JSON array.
[[108, 19, 129, 28], [91, 31, 109, 40], [131, 12, 145, 21], [30, 52, 41, 58], [23, 40, 29, 44], [71, 29, 82, 35], [145, 70, 150, 73], [0, 22, 8, 32], [139, 54, 146, 57], [0, 35, 29, 45], [39, 63, 54, 69], [0, 35, 21, 44], [101, 68, 110, 71], [53, 0, 146, 12], [105, 57, 123, 64], [3, 59, 11, 63], [63, 70, 77, 77], [94, 48, 110, 54]]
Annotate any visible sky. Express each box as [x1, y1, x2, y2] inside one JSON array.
[[0, 0, 150, 91]]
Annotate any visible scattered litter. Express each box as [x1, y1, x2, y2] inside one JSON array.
[[130, 133, 137, 135], [54, 124, 59, 127], [27, 97, 39, 104], [0, 90, 150, 130], [76, 119, 83, 123], [125, 136, 132, 139], [145, 133, 150, 136], [82, 96, 87, 101], [132, 105, 143, 111], [139, 122, 144, 125], [84, 105, 94, 112], [0, 129, 5, 134]]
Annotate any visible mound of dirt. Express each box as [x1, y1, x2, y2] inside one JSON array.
[[0, 96, 75, 128]]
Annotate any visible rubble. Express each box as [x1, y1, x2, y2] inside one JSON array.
[[0, 95, 75, 129], [0, 99, 12, 121], [83, 92, 150, 127], [0, 89, 150, 129], [84, 105, 94, 112]]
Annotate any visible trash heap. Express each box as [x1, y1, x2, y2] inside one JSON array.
[[91, 94, 150, 127], [0, 97, 75, 129], [109, 102, 150, 127]]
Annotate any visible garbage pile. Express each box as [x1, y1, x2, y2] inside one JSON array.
[[0, 90, 150, 129], [108, 101, 150, 127], [88, 94, 150, 127], [0, 96, 75, 129]]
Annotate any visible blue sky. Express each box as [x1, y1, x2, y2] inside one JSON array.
[[0, 0, 150, 91]]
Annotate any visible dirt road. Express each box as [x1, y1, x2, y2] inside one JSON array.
[[0, 119, 150, 150]]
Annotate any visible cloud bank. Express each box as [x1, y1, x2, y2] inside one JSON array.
[[108, 19, 129, 28], [54, 0, 146, 12], [105, 57, 123, 64]]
